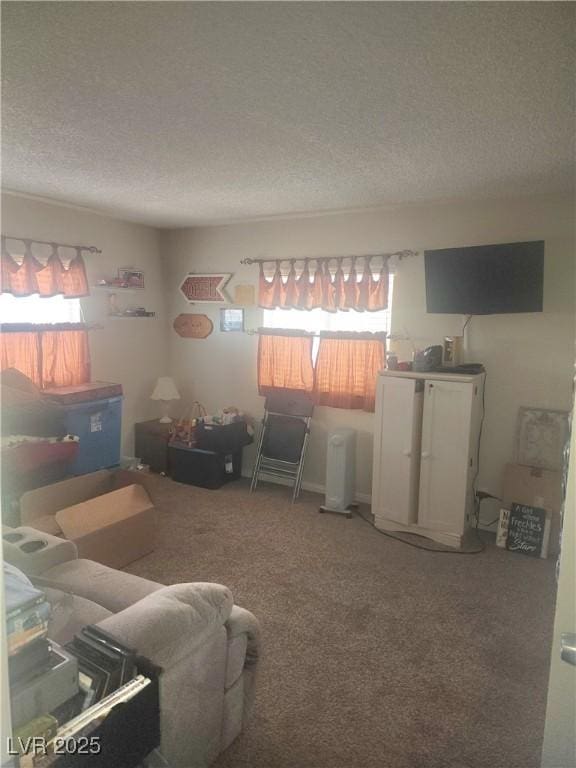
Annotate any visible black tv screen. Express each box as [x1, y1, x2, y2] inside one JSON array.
[[424, 241, 544, 315]]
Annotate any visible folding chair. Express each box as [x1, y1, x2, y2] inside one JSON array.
[[250, 391, 314, 503]]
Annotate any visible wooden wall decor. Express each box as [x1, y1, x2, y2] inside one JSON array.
[[233, 284, 255, 306], [173, 313, 214, 339], [180, 273, 232, 303]]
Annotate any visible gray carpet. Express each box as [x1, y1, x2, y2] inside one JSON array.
[[125, 476, 557, 768]]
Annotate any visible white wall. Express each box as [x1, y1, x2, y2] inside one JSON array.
[[541, 407, 576, 767], [162, 193, 575, 503], [1, 193, 169, 454]]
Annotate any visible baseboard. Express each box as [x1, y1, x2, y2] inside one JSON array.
[[241, 470, 372, 506]]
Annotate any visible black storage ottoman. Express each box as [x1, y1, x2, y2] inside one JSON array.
[[168, 446, 243, 489], [168, 422, 252, 489]]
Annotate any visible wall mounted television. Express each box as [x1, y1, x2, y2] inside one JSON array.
[[424, 240, 544, 315]]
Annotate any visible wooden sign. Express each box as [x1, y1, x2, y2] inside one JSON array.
[[505, 502, 548, 558], [234, 284, 255, 306], [173, 313, 213, 339], [180, 273, 231, 303]]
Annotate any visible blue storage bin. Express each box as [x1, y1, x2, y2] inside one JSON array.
[[60, 396, 123, 475]]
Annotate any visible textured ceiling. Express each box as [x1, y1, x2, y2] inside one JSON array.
[[2, 2, 575, 227]]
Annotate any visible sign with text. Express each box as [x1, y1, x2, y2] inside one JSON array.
[[179, 273, 231, 303], [505, 502, 547, 558], [173, 313, 213, 339]]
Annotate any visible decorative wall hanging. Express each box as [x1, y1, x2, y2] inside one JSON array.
[[515, 407, 570, 472], [118, 267, 145, 289], [173, 313, 214, 339], [233, 284, 256, 306], [179, 273, 232, 303], [220, 308, 244, 332]]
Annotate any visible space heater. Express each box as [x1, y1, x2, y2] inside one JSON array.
[[319, 428, 356, 518]]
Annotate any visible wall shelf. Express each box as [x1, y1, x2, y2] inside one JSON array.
[[109, 313, 156, 318], [93, 285, 144, 293]]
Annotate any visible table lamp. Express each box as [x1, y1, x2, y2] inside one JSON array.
[[151, 377, 180, 423]]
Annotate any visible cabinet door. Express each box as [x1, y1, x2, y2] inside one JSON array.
[[418, 380, 473, 534], [372, 377, 423, 525]]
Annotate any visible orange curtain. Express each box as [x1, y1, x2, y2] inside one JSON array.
[[313, 332, 386, 412], [0, 328, 90, 388], [257, 329, 314, 394], [41, 330, 91, 387], [258, 256, 389, 311], [1, 243, 89, 298], [0, 332, 42, 387]]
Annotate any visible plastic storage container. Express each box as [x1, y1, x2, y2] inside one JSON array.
[[60, 396, 123, 475]]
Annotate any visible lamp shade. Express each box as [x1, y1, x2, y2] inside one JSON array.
[[150, 377, 180, 401]]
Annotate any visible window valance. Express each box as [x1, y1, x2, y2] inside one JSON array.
[[258, 256, 389, 312], [1, 237, 90, 298]]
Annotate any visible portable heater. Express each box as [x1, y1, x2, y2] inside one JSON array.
[[319, 428, 356, 518]]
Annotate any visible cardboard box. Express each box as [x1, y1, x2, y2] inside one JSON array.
[[19, 470, 156, 569], [501, 463, 562, 556]]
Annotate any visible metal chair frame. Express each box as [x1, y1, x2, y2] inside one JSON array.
[[250, 397, 313, 503]]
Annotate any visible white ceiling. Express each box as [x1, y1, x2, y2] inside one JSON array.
[[2, 2, 575, 228]]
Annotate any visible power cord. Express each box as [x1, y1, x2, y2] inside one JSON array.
[[462, 314, 473, 334], [353, 507, 486, 555]]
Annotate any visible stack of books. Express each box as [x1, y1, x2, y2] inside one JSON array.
[[5, 568, 52, 685]]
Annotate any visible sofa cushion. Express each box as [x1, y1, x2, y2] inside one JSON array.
[[43, 586, 112, 645], [38, 559, 163, 613]]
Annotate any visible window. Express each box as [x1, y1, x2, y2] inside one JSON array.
[[263, 275, 393, 358], [0, 293, 82, 324], [0, 294, 88, 388]]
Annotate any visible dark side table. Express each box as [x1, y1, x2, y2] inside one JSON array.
[[134, 420, 173, 474]]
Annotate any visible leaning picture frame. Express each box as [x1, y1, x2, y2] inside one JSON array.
[[118, 267, 145, 289]]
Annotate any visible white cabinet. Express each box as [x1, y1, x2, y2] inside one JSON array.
[[372, 371, 484, 548], [372, 376, 423, 525]]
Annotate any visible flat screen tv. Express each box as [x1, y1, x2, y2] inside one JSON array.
[[424, 240, 544, 315]]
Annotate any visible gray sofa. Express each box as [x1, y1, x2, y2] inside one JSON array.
[[3, 526, 260, 768]]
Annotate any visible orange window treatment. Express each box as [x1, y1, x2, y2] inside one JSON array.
[[1, 241, 89, 298], [0, 332, 42, 387], [258, 256, 389, 312], [0, 327, 91, 388], [257, 329, 314, 395], [41, 330, 91, 387], [313, 332, 386, 412]]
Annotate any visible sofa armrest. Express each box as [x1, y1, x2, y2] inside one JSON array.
[[2, 526, 77, 576], [95, 582, 234, 667], [226, 605, 260, 667], [95, 583, 236, 768], [225, 606, 261, 726]]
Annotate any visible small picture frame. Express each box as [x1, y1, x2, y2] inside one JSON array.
[[118, 267, 145, 289], [220, 308, 244, 332]]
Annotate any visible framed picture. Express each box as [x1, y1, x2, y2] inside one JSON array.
[[220, 308, 244, 332], [515, 407, 570, 472], [118, 267, 145, 289]]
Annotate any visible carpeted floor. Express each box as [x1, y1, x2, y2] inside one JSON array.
[[125, 476, 557, 768]]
